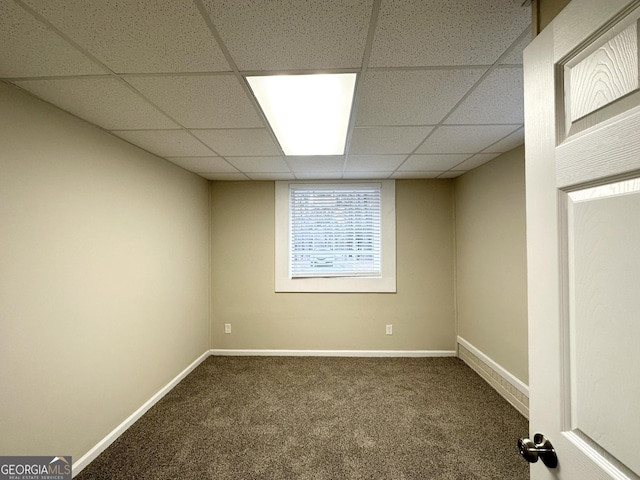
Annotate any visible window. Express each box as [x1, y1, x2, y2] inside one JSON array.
[[289, 184, 381, 278], [275, 180, 396, 292]]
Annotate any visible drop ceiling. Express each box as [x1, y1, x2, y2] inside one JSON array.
[[0, 0, 530, 181]]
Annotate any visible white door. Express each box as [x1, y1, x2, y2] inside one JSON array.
[[524, 0, 640, 478]]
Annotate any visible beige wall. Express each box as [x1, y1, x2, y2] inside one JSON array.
[[0, 83, 210, 460], [210, 180, 455, 351], [454, 146, 528, 383], [0, 75, 529, 464]]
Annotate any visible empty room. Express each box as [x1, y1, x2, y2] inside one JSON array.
[[3, 0, 639, 479]]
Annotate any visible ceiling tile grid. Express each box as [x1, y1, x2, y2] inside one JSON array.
[[344, 155, 407, 172], [369, 0, 530, 67], [343, 171, 394, 179], [165, 156, 238, 174], [200, 172, 249, 181], [201, 0, 374, 71], [1, 0, 531, 181], [0, 0, 107, 78], [20, 0, 230, 73], [416, 125, 521, 155], [349, 126, 434, 155], [125, 75, 264, 129], [294, 171, 345, 180], [391, 171, 443, 179], [399, 154, 472, 172], [355, 68, 487, 126], [113, 130, 215, 158], [225, 156, 291, 173], [247, 173, 296, 181], [438, 170, 467, 179], [484, 127, 525, 153], [445, 67, 524, 125], [500, 28, 532, 65], [286, 156, 346, 174], [455, 153, 503, 170], [192, 129, 281, 157], [14, 77, 179, 130]]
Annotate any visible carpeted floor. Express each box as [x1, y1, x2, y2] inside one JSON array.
[[75, 356, 529, 479]]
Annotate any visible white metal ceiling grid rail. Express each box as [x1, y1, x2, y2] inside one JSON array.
[[0, 0, 530, 180]]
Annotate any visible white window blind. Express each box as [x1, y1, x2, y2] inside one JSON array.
[[289, 184, 381, 278]]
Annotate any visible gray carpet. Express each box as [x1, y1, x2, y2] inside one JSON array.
[[76, 356, 529, 479]]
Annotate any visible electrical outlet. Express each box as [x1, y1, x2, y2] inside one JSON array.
[[224, 324, 231, 334], [386, 324, 393, 335]]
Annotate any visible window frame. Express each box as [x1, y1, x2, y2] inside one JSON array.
[[275, 180, 396, 293]]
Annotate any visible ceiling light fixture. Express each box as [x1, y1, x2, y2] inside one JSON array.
[[246, 73, 357, 156]]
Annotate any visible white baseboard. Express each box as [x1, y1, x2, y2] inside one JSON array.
[[72, 350, 210, 477], [457, 336, 529, 418], [72, 346, 459, 476], [209, 349, 457, 357]]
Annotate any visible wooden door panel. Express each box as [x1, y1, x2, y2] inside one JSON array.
[[556, 7, 640, 188], [525, 0, 640, 478], [567, 182, 640, 476], [566, 20, 638, 123]]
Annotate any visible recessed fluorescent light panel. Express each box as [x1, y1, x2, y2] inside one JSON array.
[[247, 73, 357, 156]]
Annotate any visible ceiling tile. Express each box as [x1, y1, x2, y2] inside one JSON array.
[[0, 1, 105, 77], [14, 77, 177, 129], [113, 130, 214, 157], [501, 28, 532, 65], [22, 0, 229, 73], [343, 171, 392, 179], [200, 173, 250, 181], [356, 69, 485, 125], [165, 157, 238, 173], [345, 155, 406, 172], [349, 127, 433, 155], [399, 154, 471, 171], [202, 0, 373, 70], [446, 67, 524, 124], [247, 173, 295, 181], [370, 0, 530, 67], [455, 153, 502, 170], [417, 125, 519, 154], [484, 127, 524, 153], [126, 75, 263, 128], [3, 1, 530, 182], [192, 129, 281, 156], [226, 156, 290, 173], [295, 171, 344, 180], [287, 156, 345, 173], [391, 171, 442, 179], [439, 171, 466, 178]]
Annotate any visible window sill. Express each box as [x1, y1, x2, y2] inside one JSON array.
[[274, 275, 397, 293]]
